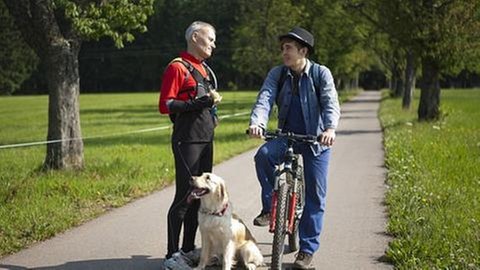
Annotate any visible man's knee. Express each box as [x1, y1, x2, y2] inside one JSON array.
[[254, 146, 269, 164]]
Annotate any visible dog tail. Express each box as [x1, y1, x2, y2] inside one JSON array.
[[240, 241, 264, 267]]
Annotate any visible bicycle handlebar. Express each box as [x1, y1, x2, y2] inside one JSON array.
[[245, 129, 320, 144]]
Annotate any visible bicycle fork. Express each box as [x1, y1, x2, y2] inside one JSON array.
[[269, 179, 298, 234]]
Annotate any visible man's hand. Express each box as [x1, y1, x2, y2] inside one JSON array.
[[248, 125, 264, 138], [209, 90, 222, 105], [319, 128, 336, 146]]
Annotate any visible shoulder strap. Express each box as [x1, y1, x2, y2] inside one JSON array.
[[277, 65, 289, 90], [169, 58, 207, 84], [309, 61, 322, 103], [169, 58, 214, 98], [276, 66, 289, 105], [168, 57, 191, 84], [203, 62, 218, 89]]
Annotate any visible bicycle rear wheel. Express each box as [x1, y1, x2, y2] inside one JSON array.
[[271, 180, 288, 270]]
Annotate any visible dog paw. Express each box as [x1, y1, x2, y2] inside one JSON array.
[[206, 255, 221, 266], [245, 263, 257, 270]]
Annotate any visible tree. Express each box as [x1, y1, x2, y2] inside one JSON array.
[[232, 0, 304, 86], [414, 0, 480, 120], [0, 1, 38, 95], [3, 0, 154, 170], [345, 1, 413, 104], [308, 0, 374, 90], [347, 0, 480, 120]]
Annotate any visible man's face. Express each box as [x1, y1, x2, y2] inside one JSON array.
[[192, 27, 216, 60], [280, 40, 307, 68]]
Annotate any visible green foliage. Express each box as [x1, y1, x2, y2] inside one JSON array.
[[232, 0, 305, 80], [352, 0, 480, 75], [380, 89, 480, 268], [310, 0, 373, 75], [0, 1, 38, 95], [78, 0, 242, 92], [54, 0, 154, 48], [232, 0, 374, 86]]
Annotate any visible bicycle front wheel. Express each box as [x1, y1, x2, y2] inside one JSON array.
[[288, 165, 305, 252], [271, 181, 288, 270]]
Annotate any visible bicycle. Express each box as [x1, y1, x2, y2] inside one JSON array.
[[247, 129, 321, 269]]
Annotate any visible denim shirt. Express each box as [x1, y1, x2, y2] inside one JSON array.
[[249, 60, 341, 155]]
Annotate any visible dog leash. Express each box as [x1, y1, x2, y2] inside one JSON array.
[[174, 141, 195, 179]]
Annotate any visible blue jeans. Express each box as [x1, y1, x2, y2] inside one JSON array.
[[254, 138, 331, 255]]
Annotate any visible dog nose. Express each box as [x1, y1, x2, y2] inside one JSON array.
[[189, 177, 195, 185]]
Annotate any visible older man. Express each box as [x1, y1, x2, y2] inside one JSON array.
[[248, 27, 340, 269], [159, 21, 221, 270]]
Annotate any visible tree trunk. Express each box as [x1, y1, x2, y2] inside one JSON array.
[[403, 50, 416, 109], [4, 0, 85, 170], [418, 57, 441, 121], [390, 73, 396, 92], [393, 62, 404, 97], [44, 42, 84, 170], [336, 77, 342, 90]]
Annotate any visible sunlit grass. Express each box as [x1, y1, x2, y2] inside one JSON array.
[[380, 89, 480, 269]]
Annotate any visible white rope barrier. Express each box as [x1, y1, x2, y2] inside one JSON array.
[[0, 111, 250, 150]]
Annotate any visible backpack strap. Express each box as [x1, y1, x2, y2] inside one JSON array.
[[167, 57, 219, 125], [169, 58, 219, 100], [310, 61, 322, 103], [169, 58, 205, 85], [203, 62, 218, 90], [276, 65, 289, 106]]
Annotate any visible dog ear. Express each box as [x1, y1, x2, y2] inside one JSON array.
[[218, 182, 227, 202]]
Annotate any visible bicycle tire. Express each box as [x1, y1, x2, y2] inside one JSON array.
[[271, 180, 288, 270], [288, 165, 304, 252]]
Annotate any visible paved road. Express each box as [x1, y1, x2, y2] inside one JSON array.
[[0, 91, 392, 270]]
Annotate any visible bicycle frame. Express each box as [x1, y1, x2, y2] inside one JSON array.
[[269, 138, 301, 235], [246, 129, 319, 269]]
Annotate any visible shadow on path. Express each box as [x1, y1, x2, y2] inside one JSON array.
[[1, 256, 162, 270], [337, 129, 381, 136]]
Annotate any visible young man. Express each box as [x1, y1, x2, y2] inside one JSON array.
[[248, 27, 340, 269], [159, 21, 222, 270]]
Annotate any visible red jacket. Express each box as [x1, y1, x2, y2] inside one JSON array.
[[159, 51, 209, 114], [158, 51, 215, 143]]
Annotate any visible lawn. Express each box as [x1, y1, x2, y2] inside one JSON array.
[[0, 89, 357, 257], [380, 89, 480, 269]]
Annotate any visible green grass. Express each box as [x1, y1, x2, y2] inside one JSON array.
[[0, 89, 357, 257], [379, 89, 480, 269]]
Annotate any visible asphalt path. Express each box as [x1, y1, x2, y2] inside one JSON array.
[[0, 90, 392, 270]]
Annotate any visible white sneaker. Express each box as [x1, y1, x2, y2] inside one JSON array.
[[178, 249, 201, 266], [163, 252, 192, 270], [164, 249, 201, 269]]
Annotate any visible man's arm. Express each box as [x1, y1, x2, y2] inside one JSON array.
[[249, 66, 283, 137], [318, 66, 341, 131], [167, 95, 213, 113]]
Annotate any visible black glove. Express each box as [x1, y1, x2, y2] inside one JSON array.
[[168, 95, 214, 113]]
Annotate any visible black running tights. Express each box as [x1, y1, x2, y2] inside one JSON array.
[[166, 141, 213, 258]]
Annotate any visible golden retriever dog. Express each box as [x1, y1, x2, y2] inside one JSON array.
[[189, 172, 263, 270]]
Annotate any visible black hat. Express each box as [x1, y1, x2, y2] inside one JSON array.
[[279, 27, 314, 53]]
